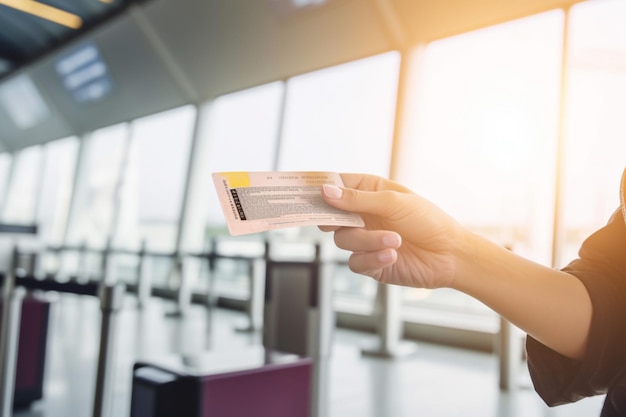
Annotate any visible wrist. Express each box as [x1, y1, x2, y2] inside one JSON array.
[[448, 229, 503, 293]]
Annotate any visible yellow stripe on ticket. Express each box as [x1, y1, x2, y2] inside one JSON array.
[[221, 172, 251, 188]]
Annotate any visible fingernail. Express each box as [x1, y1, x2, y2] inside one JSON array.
[[377, 249, 397, 264], [322, 184, 343, 200], [382, 233, 401, 248]]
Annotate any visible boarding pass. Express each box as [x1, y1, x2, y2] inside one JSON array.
[[212, 171, 365, 236]]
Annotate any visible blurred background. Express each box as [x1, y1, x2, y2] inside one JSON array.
[[0, 0, 624, 415]]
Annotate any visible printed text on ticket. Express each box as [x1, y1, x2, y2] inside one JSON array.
[[212, 171, 365, 236]]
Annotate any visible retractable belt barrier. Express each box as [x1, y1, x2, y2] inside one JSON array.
[[45, 239, 267, 322], [128, 239, 336, 417], [0, 246, 126, 417]]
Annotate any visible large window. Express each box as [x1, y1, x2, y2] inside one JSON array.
[[185, 82, 284, 296], [278, 51, 401, 308], [60, 124, 128, 280], [37, 137, 79, 245], [115, 105, 196, 253], [187, 50, 401, 301], [66, 123, 129, 249], [2, 145, 43, 224], [278, 52, 399, 175], [557, 0, 626, 265], [4, 0, 618, 346], [199, 82, 284, 234], [397, 11, 564, 318], [0, 153, 12, 213]]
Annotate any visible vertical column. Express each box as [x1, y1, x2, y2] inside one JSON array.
[[136, 240, 152, 308], [92, 283, 126, 417], [168, 255, 194, 317], [550, 7, 573, 269], [77, 240, 89, 282], [361, 283, 417, 358], [310, 244, 334, 417], [498, 316, 524, 390], [308, 243, 334, 359], [205, 238, 218, 308], [101, 238, 115, 285], [0, 247, 25, 417], [361, 37, 421, 358]]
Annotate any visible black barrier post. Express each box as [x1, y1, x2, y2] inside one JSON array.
[[0, 247, 24, 417], [101, 238, 113, 285], [136, 240, 151, 308], [166, 254, 190, 317], [0, 241, 125, 417], [77, 240, 88, 282], [176, 255, 192, 316], [206, 237, 218, 308], [92, 282, 126, 417]]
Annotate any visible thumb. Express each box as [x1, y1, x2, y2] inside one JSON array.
[[322, 183, 394, 217]]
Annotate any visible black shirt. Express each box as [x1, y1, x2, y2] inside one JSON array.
[[526, 207, 626, 416]]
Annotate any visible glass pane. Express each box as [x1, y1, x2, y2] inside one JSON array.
[[278, 51, 399, 176], [187, 82, 284, 296], [0, 75, 50, 130], [37, 137, 79, 245], [3, 145, 43, 224], [558, 0, 626, 265], [203, 82, 284, 230], [397, 11, 564, 314], [0, 153, 12, 211], [66, 123, 128, 249], [278, 51, 401, 306], [115, 105, 196, 253]]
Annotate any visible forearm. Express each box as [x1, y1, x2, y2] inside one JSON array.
[[451, 232, 592, 359]]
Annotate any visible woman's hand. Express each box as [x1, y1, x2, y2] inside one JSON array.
[[321, 173, 593, 359], [320, 173, 467, 289]]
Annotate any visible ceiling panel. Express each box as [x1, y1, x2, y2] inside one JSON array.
[[142, 0, 394, 101], [28, 12, 189, 135], [0, 0, 147, 81], [392, 0, 585, 43], [0, 0, 593, 151]]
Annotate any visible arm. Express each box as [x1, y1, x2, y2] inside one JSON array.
[[321, 174, 592, 359], [454, 232, 591, 359]]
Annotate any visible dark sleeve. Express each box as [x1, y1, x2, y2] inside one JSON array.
[[526, 208, 626, 406]]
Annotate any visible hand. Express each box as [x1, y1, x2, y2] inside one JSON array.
[[320, 174, 467, 289], [321, 174, 594, 359]]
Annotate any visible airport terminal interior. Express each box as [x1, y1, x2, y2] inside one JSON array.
[[0, 0, 624, 415]]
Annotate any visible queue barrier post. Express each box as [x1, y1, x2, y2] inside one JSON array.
[[92, 282, 126, 417], [0, 247, 24, 417], [136, 241, 152, 308]]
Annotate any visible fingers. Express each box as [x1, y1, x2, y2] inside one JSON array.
[[349, 249, 398, 275], [319, 173, 410, 278], [322, 183, 399, 218], [339, 173, 412, 193], [332, 228, 401, 275], [333, 228, 401, 252]]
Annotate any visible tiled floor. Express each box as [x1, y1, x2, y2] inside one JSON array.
[[15, 294, 605, 417]]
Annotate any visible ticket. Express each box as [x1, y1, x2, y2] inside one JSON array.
[[212, 171, 365, 236]]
